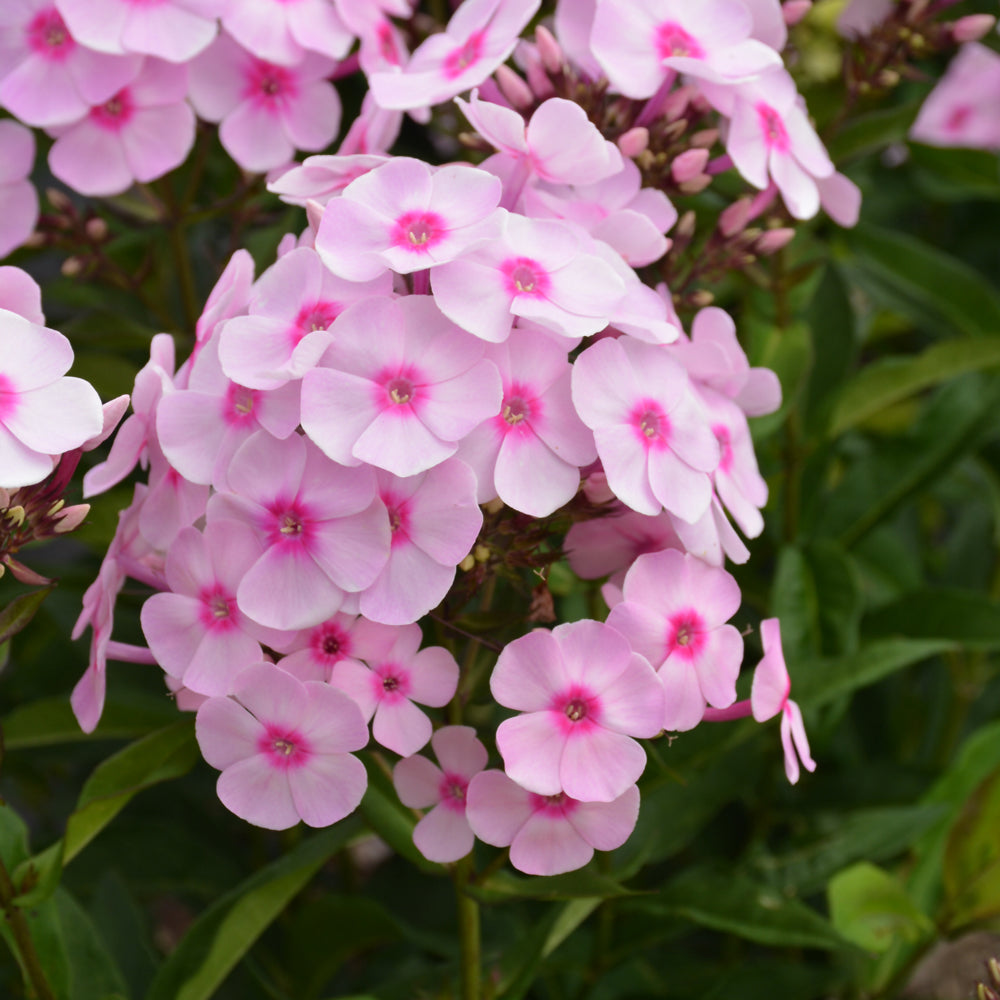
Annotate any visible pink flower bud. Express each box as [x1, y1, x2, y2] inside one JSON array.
[[671, 148, 709, 184], [617, 126, 650, 158], [525, 57, 556, 99], [534, 25, 564, 74], [951, 15, 997, 43], [783, 1, 812, 26], [53, 504, 90, 534], [755, 227, 797, 255], [719, 197, 752, 237], [495, 65, 534, 109]]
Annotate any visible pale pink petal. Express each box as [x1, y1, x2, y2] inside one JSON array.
[[394, 753, 443, 808], [373, 696, 432, 757], [495, 712, 565, 795], [510, 810, 593, 876], [560, 728, 646, 803], [217, 756, 300, 829], [466, 769, 533, 847], [567, 785, 641, 851], [195, 694, 264, 769], [660, 656, 707, 732], [287, 752, 368, 826], [490, 627, 569, 710], [413, 803, 475, 863]]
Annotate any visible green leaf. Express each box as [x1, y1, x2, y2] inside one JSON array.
[[0, 803, 30, 870], [909, 144, 1000, 203], [843, 224, 1000, 339], [828, 338, 1000, 437], [0, 585, 54, 645], [942, 768, 1000, 931], [828, 862, 932, 953], [744, 319, 813, 438], [639, 868, 847, 951], [147, 819, 361, 1000], [826, 102, 921, 162], [13, 720, 198, 907], [864, 588, 1000, 648], [470, 869, 635, 904]]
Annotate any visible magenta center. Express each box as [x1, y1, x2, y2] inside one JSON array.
[[198, 585, 237, 632], [391, 210, 446, 252], [0, 375, 18, 421], [655, 21, 705, 60], [666, 608, 707, 660], [713, 424, 733, 473], [27, 8, 76, 60], [438, 772, 469, 813], [443, 30, 485, 79], [294, 299, 340, 334], [224, 383, 257, 424], [756, 103, 790, 152], [630, 400, 671, 451], [500, 256, 551, 299], [309, 623, 350, 667], [90, 89, 135, 132], [373, 663, 411, 704], [258, 726, 311, 770], [551, 684, 600, 734], [245, 60, 298, 106]]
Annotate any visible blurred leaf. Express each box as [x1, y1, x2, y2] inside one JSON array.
[[843, 224, 1000, 339], [147, 819, 362, 1000], [0, 586, 54, 646], [804, 264, 858, 433], [910, 145, 1000, 202], [828, 862, 932, 953], [471, 869, 635, 904], [864, 588, 1000, 648], [828, 339, 1000, 437], [639, 868, 847, 951], [745, 320, 813, 438], [826, 102, 921, 162], [942, 768, 1000, 931]]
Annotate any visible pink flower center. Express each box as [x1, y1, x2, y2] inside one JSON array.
[[27, 8, 76, 61], [376, 21, 399, 65], [90, 89, 135, 132], [224, 383, 258, 425], [385, 375, 415, 406], [266, 499, 313, 548], [391, 210, 446, 252], [294, 300, 340, 333], [245, 60, 298, 108], [0, 375, 18, 421], [309, 622, 351, 666], [442, 30, 485, 79], [946, 105, 973, 133], [373, 663, 411, 704], [497, 385, 540, 435], [655, 21, 705, 60], [713, 424, 733, 473], [198, 585, 237, 632], [381, 491, 411, 548], [529, 791, 577, 817], [551, 684, 601, 734], [438, 772, 469, 813], [259, 726, 312, 771], [667, 608, 707, 660], [500, 257, 550, 299], [630, 400, 671, 451], [756, 103, 790, 152]]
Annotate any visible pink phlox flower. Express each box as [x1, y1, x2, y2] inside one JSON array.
[[0, 307, 104, 489], [206, 430, 390, 631], [356, 12, 409, 79], [196, 661, 369, 829], [0, 121, 39, 259], [466, 769, 640, 876], [669, 495, 751, 567], [338, 91, 402, 156], [751, 618, 816, 783], [457, 325, 597, 516], [607, 549, 744, 732], [85, 394, 131, 453], [221, 0, 353, 66], [46, 56, 196, 197], [140, 520, 294, 696], [54, 0, 224, 63], [591, 0, 782, 100], [696, 386, 768, 539], [275, 612, 399, 684], [553, 0, 602, 81], [491, 620, 664, 802], [668, 306, 781, 417], [910, 43, 1000, 152], [83, 332, 175, 498], [327, 622, 460, 757], [456, 91, 624, 194], [134, 433, 211, 551], [0, 2, 142, 127], [188, 31, 342, 173], [194, 250, 256, 356], [315, 158, 504, 281], [522, 158, 677, 268], [741, 0, 787, 51], [710, 67, 834, 220], [359, 459, 483, 625], [155, 335, 301, 490], [267, 153, 390, 208], [431, 213, 627, 343], [368, 0, 541, 111], [218, 247, 392, 390], [393, 725, 488, 863], [571, 335, 720, 521], [301, 294, 503, 477], [0, 265, 44, 326], [334, 0, 413, 37]]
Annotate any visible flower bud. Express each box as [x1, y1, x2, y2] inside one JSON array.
[[951, 15, 997, 43], [690, 128, 719, 148], [690, 289, 715, 308], [53, 504, 90, 534], [61, 257, 84, 277], [755, 228, 796, 255], [46, 187, 73, 212], [678, 175, 712, 194], [783, 0, 812, 25], [719, 197, 752, 237], [85, 217, 108, 241], [617, 127, 649, 158], [671, 148, 709, 183], [495, 64, 533, 109], [534, 25, 564, 74]]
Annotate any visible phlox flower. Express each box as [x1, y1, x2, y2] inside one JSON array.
[[276, 612, 398, 684], [606, 549, 744, 732], [315, 158, 503, 281], [338, 91, 402, 157], [196, 662, 369, 830], [751, 618, 815, 784], [140, 521, 293, 697], [393, 726, 487, 864], [0, 2, 141, 127], [327, 623, 459, 758], [334, 0, 412, 37], [217, 247, 392, 390], [368, 0, 541, 111], [457, 325, 597, 516], [360, 460, 483, 626], [0, 121, 39, 259], [301, 295, 503, 477], [0, 266, 44, 325], [590, 0, 781, 99], [206, 430, 390, 632], [466, 770, 640, 876], [431, 214, 626, 343], [47, 57, 196, 197], [0, 308, 103, 489], [194, 249, 256, 354], [491, 620, 664, 802], [670, 495, 750, 567], [221, 0, 353, 66], [571, 336, 720, 522], [267, 153, 390, 208], [188, 32, 341, 173], [455, 92, 624, 192]]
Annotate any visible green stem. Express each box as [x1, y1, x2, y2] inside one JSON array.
[[0, 853, 56, 1000], [453, 856, 482, 1000]]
